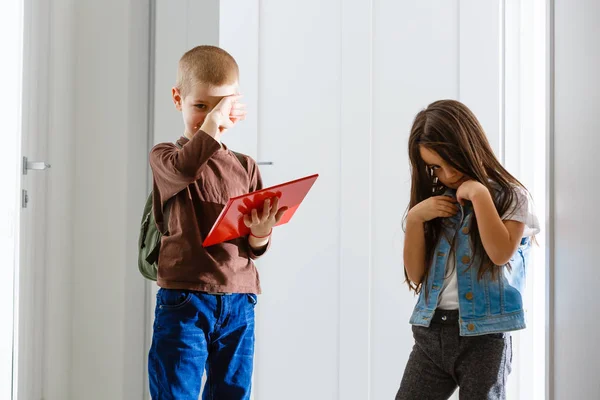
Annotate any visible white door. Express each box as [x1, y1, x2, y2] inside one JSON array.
[[1, 0, 52, 398], [0, 1, 24, 397]]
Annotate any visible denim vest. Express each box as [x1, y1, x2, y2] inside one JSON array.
[[409, 191, 530, 336]]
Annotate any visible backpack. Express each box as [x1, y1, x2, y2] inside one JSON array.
[[138, 145, 248, 281]]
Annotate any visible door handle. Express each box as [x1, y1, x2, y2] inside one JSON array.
[[23, 156, 51, 175]]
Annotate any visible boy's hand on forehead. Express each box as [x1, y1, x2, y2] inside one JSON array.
[[200, 94, 247, 139]]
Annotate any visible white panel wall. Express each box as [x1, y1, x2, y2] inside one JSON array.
[[371, 1, 460, 397], [255, 0, 342, 398], [459, 0, 502, 158], [153, 0, 219, 146], [339, 0, 373, 398], [219, 0, 259, 158], [553, 0, 600, 398]]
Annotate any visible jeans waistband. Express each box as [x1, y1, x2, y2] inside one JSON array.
[[202, 291, 232, 296], [431, 309, 459, 325]]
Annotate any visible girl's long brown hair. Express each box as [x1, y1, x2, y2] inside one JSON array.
[[405, 99, 528, 294]]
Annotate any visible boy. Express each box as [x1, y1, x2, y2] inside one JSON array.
[[148, 45, 285, 400]]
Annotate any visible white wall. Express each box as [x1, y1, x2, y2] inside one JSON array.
[[69, 0, 150, 399], [370, 0, 460, 396], [553, 0, 600, 398], [255, 0, 342, 397], [153, 0, 219, 146]]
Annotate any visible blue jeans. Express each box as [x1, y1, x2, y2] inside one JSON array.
[[148, 289, 257, 400]]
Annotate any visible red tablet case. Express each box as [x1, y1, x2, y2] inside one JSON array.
[[202, 173, 319, 247]]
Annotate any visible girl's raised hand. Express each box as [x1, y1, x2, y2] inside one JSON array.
[[408, 196, 459, 223]]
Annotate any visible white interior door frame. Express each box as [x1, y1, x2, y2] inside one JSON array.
[[15, 0, 52, 398]]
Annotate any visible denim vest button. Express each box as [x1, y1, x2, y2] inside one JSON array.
[[467, 323, 475, 331], [465, 292, 473, 300], [462, 255, 471, 264], [462, 226, 470, 234]]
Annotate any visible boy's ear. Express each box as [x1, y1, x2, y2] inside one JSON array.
[[172, 87, 183, 111]]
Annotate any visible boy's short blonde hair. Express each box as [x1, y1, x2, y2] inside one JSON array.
[[176, 45, 239, 97]]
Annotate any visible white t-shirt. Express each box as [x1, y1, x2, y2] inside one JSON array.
[[437, 187, 540, 310]]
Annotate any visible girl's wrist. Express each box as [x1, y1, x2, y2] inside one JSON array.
[[471, 184, 491, 203], [407, 210, 425, 224]]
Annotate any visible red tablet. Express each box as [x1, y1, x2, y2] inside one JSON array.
[[202, 173, 319, 247]]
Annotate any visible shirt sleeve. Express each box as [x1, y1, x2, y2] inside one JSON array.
[[501, 187, 541, 237], [149, 131, 221, 209]]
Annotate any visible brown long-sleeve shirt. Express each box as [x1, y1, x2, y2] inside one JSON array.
[[149, 131, 266, 294]]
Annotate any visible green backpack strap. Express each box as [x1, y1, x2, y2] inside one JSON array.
[[138, 192, 160, 280]]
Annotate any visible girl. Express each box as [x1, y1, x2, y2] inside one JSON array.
[[396, 100, 539, 400]]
